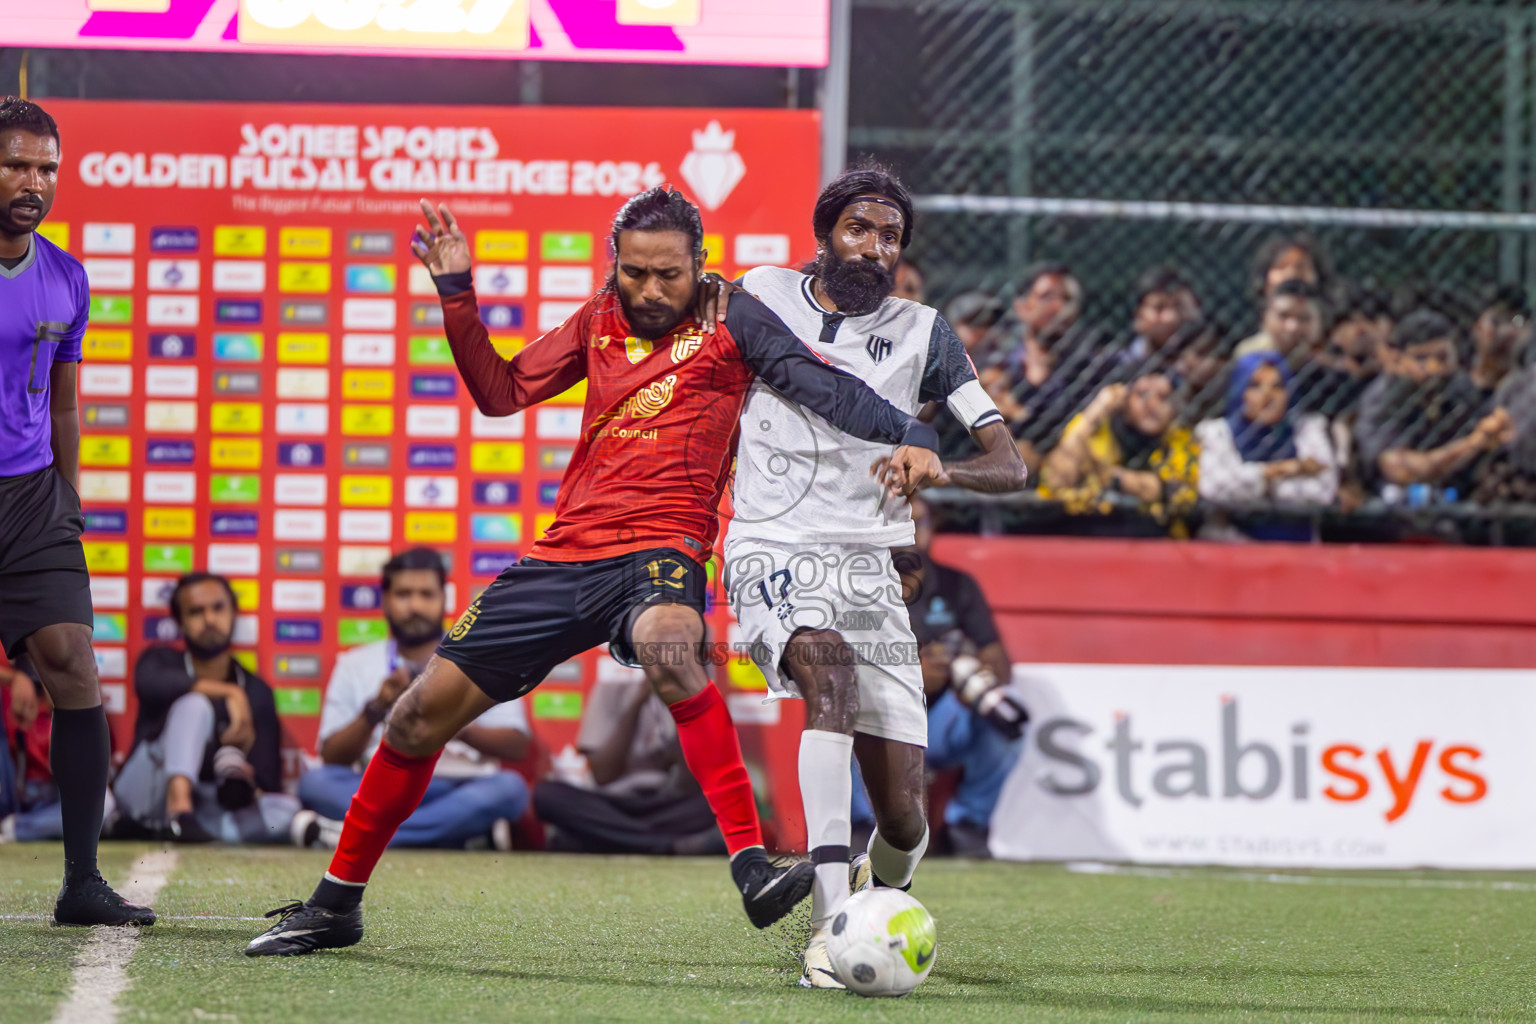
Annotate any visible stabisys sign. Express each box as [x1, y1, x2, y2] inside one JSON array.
[[990, 665, 1535, 869]]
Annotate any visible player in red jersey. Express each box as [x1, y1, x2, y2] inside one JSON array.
[[246, 187, 943, 956]]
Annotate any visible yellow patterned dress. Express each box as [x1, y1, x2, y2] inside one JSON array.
[[1039, 414, 1201, 534]]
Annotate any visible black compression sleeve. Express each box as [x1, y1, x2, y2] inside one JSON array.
[[433, 270, 473, 297], [726, 292, 939, 451]]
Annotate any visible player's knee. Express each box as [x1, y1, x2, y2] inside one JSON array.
[[630, 602, 703, 652], [28, 632, 101, 710], [631, 603, 705, 700], [784, 629, 850, 671], [168, 692, 217, 729], [786, 629, 859, 730]]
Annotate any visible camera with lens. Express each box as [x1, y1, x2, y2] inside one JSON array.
[[947, 654, 1028, 740]]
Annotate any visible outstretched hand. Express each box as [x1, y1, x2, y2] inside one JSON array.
[[873, 446, 948, 499], [411, 199, 471, 276]]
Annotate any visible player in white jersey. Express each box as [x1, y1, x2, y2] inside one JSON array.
[[722, 166, 1028, 987]]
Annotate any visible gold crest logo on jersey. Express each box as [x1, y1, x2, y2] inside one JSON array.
[[588, 374, 680, 440], [671, 328, 705, 363], [625, 374, 677, 418], [449, 599, 482, 641], [625, 336, 653, 363]]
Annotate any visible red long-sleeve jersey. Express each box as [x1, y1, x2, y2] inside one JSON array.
[[438, 276, 936, 564]]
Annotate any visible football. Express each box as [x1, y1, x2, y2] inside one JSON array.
[[825, 888, 938, 998]]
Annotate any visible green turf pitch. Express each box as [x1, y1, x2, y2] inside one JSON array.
[[3, 845, 1535, 1023]]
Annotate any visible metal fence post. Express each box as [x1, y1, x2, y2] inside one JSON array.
[[822, 0, 853, 186], [1008, 3, 1036, 284], [1500, 11, 1524, 284]]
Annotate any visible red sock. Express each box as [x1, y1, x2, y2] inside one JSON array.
[[669, 685, 763, 855], [327, 741, 441, 884]]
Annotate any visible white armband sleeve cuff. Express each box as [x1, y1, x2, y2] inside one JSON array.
[[946, 378, 1004, 431]]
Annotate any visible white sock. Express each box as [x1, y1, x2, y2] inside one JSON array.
[[800, 729, 855, 929], [868, 824, 929, 890]]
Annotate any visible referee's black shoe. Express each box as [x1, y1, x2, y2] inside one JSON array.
[[734, 854, 815, 929], [53, 872, 157, 927], [245, 900, 363, 957]]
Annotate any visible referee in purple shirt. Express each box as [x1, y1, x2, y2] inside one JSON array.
[[0, 97, 154, 926]]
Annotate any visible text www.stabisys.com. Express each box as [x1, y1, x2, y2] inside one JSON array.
[[1140, 835, 1388, 858]]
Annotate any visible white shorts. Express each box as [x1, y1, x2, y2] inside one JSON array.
[[723, 535, 928, 747]]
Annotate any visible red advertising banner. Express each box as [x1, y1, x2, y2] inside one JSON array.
[[39, 99, 819, 798]]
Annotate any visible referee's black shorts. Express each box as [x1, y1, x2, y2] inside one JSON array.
[[0, 465, 94, 660], [437, 546, 707, 703]]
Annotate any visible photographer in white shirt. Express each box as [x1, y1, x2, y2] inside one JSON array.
[[294, 548, 530, 850]]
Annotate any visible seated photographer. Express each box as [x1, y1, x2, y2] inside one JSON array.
[[532, 662, 723, 856], [113, 573, 297, 843], [297, 547, 530, 850], [852, 498, 1027, 857]]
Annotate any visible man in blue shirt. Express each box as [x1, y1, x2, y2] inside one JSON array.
[[0, 97, 154, 927]]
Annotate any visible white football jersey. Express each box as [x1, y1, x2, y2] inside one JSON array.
[[730, 267, 1002, 545]]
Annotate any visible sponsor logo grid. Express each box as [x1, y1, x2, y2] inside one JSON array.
[[47, 99, 817, 760]]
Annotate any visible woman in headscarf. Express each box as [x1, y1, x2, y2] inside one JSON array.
[[1039, 369, 1199, 533], [1196, 351, 1337, 511]]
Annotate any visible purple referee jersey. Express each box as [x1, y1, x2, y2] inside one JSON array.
[[0, 233, 88, 479]]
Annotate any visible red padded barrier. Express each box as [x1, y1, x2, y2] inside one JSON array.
[[929, 536, 1536, 669]]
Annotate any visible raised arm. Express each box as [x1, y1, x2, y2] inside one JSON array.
[[414, 201, 586, 417]]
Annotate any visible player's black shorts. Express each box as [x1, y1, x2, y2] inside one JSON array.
[[0, 466, 94, 660], [437, 547, 707, 702]]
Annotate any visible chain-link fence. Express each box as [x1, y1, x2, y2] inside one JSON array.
[[850, 0, 1536, 544]]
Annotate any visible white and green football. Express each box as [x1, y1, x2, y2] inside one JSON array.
[[825, 888, 937, 997]]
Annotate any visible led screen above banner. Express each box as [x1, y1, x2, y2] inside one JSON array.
[[1, 0, 829, 67]]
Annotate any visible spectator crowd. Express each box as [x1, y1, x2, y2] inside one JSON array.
[[924, 235, 1536, 543]]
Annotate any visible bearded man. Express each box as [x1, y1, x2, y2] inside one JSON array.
[[293, 547, 532, 851]]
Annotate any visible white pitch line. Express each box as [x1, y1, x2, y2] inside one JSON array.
[[51, 849, 179, 1024], [4, 913, 266, 922], [1065, 861, 1536, 892]]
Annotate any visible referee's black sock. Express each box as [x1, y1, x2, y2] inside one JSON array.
[[50, 705, 110, 883]]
